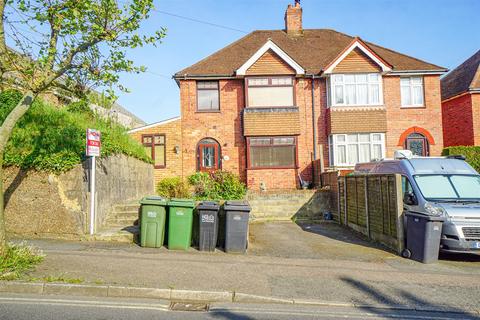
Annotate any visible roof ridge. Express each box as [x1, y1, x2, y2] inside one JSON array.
[[174, 31, 256, 76]]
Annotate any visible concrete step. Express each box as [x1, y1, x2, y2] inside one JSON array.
[[93, 226, 139, 243], [113, 204, 140, 214], [108, 210, 139, 218], [105, 216, 138, 226]]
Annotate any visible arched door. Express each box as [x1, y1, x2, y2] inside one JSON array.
[[197, 138, 221, 172], [405, 133, 429, 156]]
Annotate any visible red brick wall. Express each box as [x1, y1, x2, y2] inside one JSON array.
[[384, 75, 444, 156], [441, 94, 474, 147], [180, 80, 246, 181], [247, 169, 298, 190]]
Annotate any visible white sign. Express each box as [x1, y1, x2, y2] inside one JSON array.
[[86, 129, 101, 157]]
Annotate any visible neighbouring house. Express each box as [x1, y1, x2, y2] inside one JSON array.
[[134, 2, 447, 189], [128, 116, 183, 183], [441, 49, 480, 147]]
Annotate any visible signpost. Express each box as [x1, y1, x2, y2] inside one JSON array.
[[86, 129, 101, 235]]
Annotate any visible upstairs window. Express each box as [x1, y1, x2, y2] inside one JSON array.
[[197, 81, 219, 111], [143, 134, 166, 168], [247, 76, 294, 107], [330, 73, 382, 106], [401, 77, 424, 107]]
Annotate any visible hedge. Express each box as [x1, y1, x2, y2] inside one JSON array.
[[442, 146, 480, 172]]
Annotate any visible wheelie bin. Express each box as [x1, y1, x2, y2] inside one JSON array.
[[167, 198, 195, 250], [196, 201, 220, 251], [403, 211, 445, 263], [139, 196, 168, 248], [223, 200, 251, 253]]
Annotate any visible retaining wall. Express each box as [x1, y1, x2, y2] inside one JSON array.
[[4, 154, 154, 239]]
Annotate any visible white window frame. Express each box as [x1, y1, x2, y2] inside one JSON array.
[[329, 133, 386, 167], [400, 76, 424, 107], [329, 73, 383, 107]]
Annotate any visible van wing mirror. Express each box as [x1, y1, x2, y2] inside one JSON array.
[[403, 192, 418, 206]]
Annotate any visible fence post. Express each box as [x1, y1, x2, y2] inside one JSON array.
[[394, 174, 405, 255], [364, 175, 370, 239]]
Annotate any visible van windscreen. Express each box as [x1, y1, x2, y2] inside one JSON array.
[[414, 174, 480, 200]]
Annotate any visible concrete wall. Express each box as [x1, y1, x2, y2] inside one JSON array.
[[3, 154, 154, 239]]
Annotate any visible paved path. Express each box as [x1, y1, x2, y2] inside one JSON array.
[[0, 293, 478, 320], [14, 222, 480, 314]]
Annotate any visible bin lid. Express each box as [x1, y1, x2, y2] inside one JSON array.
[[405, 211, 446, 222], [168, 198, 196, 208], [197, 201, 220, 211], [223, 200, 251, 212], [140, 196, 168, 206]]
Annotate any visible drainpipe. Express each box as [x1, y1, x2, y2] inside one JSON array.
[[311, 75, 317, 160]]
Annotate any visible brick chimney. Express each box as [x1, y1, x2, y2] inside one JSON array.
[[284, 1, 303, 36]]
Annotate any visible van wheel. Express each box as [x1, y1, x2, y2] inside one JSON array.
[[401, 248, 411, 259]]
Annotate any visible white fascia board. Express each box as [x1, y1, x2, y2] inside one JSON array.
[[324, 40, 392, 74], [236, 39, 305, 76], [387, 70, 447, 76], [128, 116, 181, 133]]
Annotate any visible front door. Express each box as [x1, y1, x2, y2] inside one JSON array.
[[198, 139, 220, 172], [406, 133, 428, 156]]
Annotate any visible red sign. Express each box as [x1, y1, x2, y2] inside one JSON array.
[[86, 129, 101, 157]]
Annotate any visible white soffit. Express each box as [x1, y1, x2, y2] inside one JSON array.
[[236, 39, 305, 76], [324, 40, 392, 74]]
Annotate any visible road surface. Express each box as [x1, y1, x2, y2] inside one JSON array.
[[0, 293, 477, 320]]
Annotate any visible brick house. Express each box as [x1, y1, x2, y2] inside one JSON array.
[[133, 2, 447, 189], [441, 49, 480, 147]]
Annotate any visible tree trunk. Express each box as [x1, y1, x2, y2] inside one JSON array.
[[0, 92, 35, 256]]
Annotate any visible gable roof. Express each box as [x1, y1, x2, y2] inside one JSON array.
[[174, 29, 445, 78], [441, 49, 480, 100], [128, 116, 180, 133]]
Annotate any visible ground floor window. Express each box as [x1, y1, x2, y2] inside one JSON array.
[[405, 133, 429, 156], [247, 136, 297, 169], [329, 133, 385, 166], [142, 134, 166, 168]]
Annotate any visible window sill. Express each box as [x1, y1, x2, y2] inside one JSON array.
[[400, 106, 426, 109], [247, 166, 299, 170], [329, 105, 385, 108], [195, 110, 221, 113], [154, 165, 166, 169]]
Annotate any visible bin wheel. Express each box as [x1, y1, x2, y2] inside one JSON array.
[[401, 248, 411, 259]]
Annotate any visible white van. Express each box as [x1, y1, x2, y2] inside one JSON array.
[[355, 150, 480, 253]]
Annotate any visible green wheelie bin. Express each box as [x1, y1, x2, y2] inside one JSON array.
[[139, 196, 168, 248], [167, 198, 195, 250]]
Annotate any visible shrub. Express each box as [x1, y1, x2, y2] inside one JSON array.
[[156, 177, 191, 198], [188, 171, 246, 200], [0, 243, 44, 280], [0, 90, 151, 173], [442, 146, 480, 172]]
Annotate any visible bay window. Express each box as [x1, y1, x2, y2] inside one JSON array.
[[247, 77, 294, 107], [329, 133, 385, 166], [248, 136, 296, 168], [330, 73, 382, 106], [401, 77, 424, 107]]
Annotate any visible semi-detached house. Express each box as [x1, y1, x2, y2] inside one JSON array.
[[130, 2, 447, 190]]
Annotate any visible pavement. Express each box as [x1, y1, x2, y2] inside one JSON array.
[[5, 221, 480, 315]]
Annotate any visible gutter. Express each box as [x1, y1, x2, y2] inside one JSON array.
[[386, 69, 448, 76]]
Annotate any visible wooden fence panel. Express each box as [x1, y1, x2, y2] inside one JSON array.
[[346, 177, 357, 225], [356, 177, 366, 228], [338, 177, 345, 225]]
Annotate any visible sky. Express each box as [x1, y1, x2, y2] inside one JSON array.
[[111, 0, 480, 124]]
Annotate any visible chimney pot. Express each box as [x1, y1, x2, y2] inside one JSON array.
[[284, 2, 303, 36]]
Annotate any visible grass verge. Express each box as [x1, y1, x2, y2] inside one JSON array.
[[0, 243, 44, 280]]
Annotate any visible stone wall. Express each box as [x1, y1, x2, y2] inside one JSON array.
[[3, 154, 154, 239], [246, 190, 332, 221]]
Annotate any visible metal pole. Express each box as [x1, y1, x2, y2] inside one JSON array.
[[89, 156, 96, 235]]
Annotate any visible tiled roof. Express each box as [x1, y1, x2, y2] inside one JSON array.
[[175, 29, 445, 77], [441, 49, 480, 100]]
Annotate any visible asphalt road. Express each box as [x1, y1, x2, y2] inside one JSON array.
[[0, 293, 478, 320]]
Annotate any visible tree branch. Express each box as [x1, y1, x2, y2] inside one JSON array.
[[0, 0, 7, 55]]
